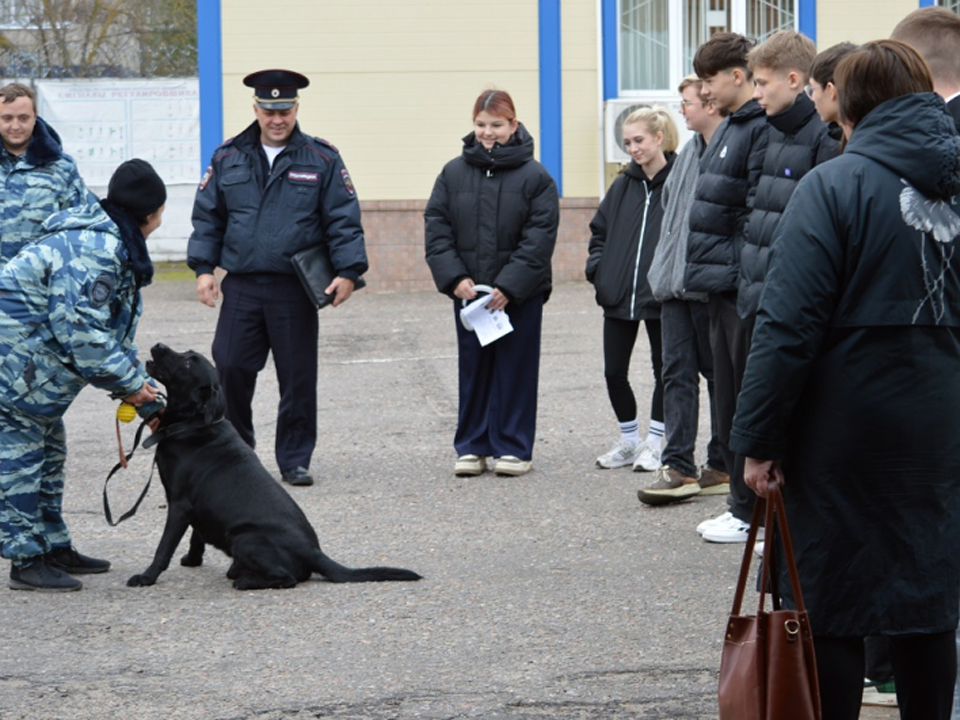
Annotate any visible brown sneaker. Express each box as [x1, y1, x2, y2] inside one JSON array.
[[697, 465, 730, 495], [637, 466, 700, 506]]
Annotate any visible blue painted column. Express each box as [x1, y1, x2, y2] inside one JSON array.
[[798, 0, 817, 43], [918, 0, 936, 7], [601, 0, 618, 101], [538, 0, 563, 196], [197, 0, 223, 173]]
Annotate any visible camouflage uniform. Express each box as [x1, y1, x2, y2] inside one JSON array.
[[0, 116, 90, 264], [0, 199, 153, 563]]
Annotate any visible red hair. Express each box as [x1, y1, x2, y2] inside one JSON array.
[[473, 90, 516, 120]]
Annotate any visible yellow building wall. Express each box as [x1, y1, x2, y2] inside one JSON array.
[[562, 0, 602, 199], [220, 0, 542, 201], [817, 0, 920, 49]]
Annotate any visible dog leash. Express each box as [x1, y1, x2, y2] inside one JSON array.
[[104, 419, 156, 527]]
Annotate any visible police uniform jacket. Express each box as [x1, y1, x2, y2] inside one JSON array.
[[737, 93, 839, 319], [0, 200, 152, 421], [187, 121, 368, 279], [730, 93, 960, 637], [0, 116, 89, 264], [684, 99, 769, 295], [424, 123, 558, 304], [586, 154, 675, 320]]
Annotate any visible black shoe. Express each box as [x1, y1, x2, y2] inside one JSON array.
[[9, 559, 82, 592], [47, 546, 111, 574], [281, 467, 314, 486]]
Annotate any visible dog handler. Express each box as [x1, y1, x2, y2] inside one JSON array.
[[0, 159, 166, 592]]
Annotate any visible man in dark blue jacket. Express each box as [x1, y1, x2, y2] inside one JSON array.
[[188, 69, 368, 487], [685, 33, 769, 544]]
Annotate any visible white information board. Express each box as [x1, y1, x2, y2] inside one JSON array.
[[36, 78, 200, 187]]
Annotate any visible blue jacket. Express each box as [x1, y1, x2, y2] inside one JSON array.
[[0, 116, 90, 264], [187, 121, 368, 279], [0, 200, 152, 421]]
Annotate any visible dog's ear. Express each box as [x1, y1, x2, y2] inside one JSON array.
[[201, 384, 226, 425]]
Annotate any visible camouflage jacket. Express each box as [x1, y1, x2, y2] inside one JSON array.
[[0, 200, 152, 421], [0, 117, 90, 264]]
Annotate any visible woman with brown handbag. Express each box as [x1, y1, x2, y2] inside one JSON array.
[[730, 40, 960, 720]]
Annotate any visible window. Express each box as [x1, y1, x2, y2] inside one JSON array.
[[0, 0, 33, 28], [944, 0, 960, 12], [620, 0, 797, 93]]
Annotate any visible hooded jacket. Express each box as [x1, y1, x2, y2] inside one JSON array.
[[684, 99, 769, 295], [424, 123, 558, 304], [187, 121, 368, 280], [0, 116, 90, 264], [0, 200, 152, 421], [586, 154, 676, 319], [730, 93, 960, 637], [737, 93, 839, 319]]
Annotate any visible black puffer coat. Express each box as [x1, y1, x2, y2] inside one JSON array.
[[585, 155, 675, 320], [424, 123, 558, 304], [684, 100, 769, 294], [737, 94, 839, 319], [730, 93, 960, 637]]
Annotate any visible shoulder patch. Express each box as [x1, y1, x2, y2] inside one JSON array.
[[90, 273, 116, 308], [340, 168, 356, 197], [315, 136, 339, 153], [199, 165, 213, 190]]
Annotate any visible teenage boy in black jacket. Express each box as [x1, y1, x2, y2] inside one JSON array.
[[684, 33, 769, 544]]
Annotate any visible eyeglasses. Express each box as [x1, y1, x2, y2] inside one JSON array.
[[803, 84, 816, 99], [679, 100, 707, 108]]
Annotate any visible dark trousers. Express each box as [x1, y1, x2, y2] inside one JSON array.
[[454, 295, 543, 460], [708, 292, 754, 523], [212, 273, 318, 473], [660, 299, 725, 478], [602, 317, 663, 425], [815, 632, 956, 720]]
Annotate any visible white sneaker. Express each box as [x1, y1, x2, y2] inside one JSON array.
[[696, 510, 733, 535], [753, 541, 765, 558], [454, 454, 485, 476], [595, 439, 640, 469], [631, 441, 661, 472], [702, 513, 752, 543], [493, 456, 532, 476]]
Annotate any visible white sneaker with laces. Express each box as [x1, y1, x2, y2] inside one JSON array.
[[702, 513, 752, 543], [631, 441, 661, 472], [696, 510, 733, 535], [595, 439, 640, 469]]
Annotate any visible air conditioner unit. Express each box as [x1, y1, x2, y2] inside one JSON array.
[[603, 96, 691, 164]]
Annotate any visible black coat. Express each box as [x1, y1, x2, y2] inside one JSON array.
[[737, 94, 839, 319], [730, 93, 960, 637], [585, 155, 675, 320], [684, 99, 769, 294], [187, 122, 368, 279], [424, 123, 558, 304], [948, 95, 960, 131]]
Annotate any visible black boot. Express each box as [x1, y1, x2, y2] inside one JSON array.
[[9, 559, 82, 592], [47, 546, 111, 574]]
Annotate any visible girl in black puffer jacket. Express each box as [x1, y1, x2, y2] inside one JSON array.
[[586, 106, 677, 472], [425, 90, 558, 478]]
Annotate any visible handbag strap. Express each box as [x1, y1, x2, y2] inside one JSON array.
[[728, 481, 808, 616], [764, 483, 808, 614]]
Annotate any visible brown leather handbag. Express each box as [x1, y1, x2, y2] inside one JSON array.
[[718, 483, 821, 719]]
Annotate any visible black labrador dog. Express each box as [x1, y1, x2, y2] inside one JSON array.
[[127, 343, 421, 590]]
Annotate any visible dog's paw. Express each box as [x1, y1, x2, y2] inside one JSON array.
[[180, 553, 203, 567], [126, 573, 157, 587]]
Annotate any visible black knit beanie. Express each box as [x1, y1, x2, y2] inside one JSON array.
[[107, 159, 167, 219]]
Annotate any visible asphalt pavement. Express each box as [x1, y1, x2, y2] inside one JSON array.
[[0, 270, 894, 719]]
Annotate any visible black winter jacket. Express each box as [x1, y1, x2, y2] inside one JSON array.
[[685, 99, 769, 294], [730, 93, 960, 636], [586, 155, 675, 320], [424, 123, 558, 304], [187, 121, 367, 279], [737, 94, 839, 318]]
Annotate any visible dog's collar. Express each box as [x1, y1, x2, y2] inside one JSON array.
[[143, 418, 224, 449]]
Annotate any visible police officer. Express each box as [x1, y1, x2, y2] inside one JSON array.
[[188, 69, 368, 487], [0, 82, 90, 264], [0, 159, 166, 592]]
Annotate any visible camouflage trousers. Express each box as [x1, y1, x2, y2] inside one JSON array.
[[0, 407, 72, 564]]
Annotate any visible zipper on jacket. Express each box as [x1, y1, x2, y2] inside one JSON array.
[[629, 181, 652, 320]]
